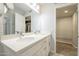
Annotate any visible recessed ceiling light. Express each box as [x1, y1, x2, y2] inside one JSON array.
[[64, 10, 68, 13]]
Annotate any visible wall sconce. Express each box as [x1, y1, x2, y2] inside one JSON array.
[[4, 5, 8, 14], [0, 3, 8, 17]]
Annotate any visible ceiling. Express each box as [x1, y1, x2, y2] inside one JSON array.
[[56, 4, 77, 18], [14, 3, 32, 16]]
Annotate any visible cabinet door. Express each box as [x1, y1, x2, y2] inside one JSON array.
[[34, 37, 50, 56], [20, 41, 42, 56], [34, 48, 44, 56], [20, 36, 50, 56], [34, 46, 48, 56], [43, 36, 50, 54]]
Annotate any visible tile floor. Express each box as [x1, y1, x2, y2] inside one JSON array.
[[49, 41, 77, 56], [56, 41, 77, 56]]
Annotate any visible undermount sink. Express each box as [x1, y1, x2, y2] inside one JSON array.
[[16, 36, 35, 42], [1, 36, 36, 52], [1, 33, 50, 52], [1, 36, 35, 44]]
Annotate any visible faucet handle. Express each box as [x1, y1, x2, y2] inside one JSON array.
[[16, 31, 19, 34]]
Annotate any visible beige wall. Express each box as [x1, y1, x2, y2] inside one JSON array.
[[56, 17, 73, 39], [72, 11, 78, 48]]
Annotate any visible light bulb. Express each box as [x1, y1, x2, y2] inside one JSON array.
[[4, 6, 7, 13]]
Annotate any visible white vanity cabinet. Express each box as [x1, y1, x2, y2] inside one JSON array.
[[19, 36, 50, 56], [2, 34, 50, 56], [34, 36, 50, 56]]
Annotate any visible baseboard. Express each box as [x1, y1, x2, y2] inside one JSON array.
[[57, 40, 78, 49], [72, 43, 78, 48], [50, 50, 56, 55], [56, 40, 72, 45], [56, 37, 72, 40]]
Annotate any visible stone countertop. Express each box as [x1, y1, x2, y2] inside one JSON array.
[[1, 33, 51, 52]]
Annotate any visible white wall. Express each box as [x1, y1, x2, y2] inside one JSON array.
[[31, 4, 56, 53], [40, 4, 56, 53], [56, 17, 73, 39], [72, 11, 78, 48], [31, 11, 40, 32], [6, 3, 14, 10], [15, 13, 25, 33]]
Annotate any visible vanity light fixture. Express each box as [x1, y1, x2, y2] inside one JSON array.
[[4, 3, 8, 14], [4, 5, 7, 13]]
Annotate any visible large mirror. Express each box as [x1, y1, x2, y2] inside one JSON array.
[[0, 3, 39, 35], [14, 3, 32, 34], [3, 3, 15, 35]]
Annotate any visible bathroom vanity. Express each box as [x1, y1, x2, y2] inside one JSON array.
[[1, 33, 51, 56]]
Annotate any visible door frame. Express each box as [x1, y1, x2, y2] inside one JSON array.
[[55, 4, 79, 56]]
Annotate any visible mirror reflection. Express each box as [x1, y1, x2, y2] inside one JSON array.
[[1, 3, 33, 35], [3, 3, 15, 35]]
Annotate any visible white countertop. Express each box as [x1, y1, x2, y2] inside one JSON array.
[[1, 33, 50, 52]]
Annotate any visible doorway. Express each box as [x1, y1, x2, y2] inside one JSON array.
[[56, 4, 78, 56], [25, 16, 31, 33]]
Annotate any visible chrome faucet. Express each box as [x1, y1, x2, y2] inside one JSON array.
[[19, 32, 24, 36], [15, 31, 24, 39], [16, 31, 24, 36], [34, 30, 40, 34]]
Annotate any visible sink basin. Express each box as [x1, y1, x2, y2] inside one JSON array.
[[16, 37, 35, 42], [1, 36, 36, 52]]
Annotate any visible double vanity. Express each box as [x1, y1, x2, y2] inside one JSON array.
[[0, 33, 51, 56]]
